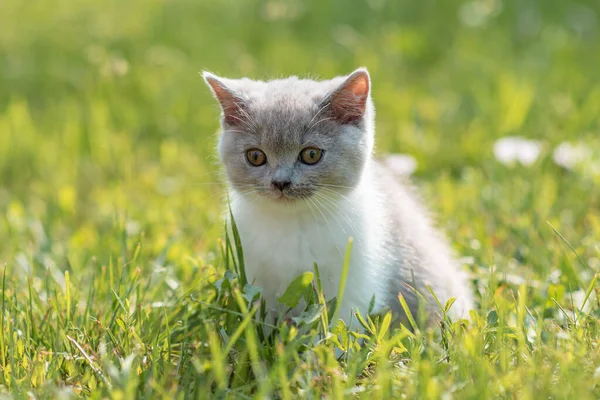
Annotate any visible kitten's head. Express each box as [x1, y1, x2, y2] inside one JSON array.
[[203, 68, 375, 205]]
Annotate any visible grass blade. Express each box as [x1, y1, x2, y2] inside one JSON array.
[[332, 237, 353, 324], [398, 293, 417, 331], [1, 265, 6, 367], [547, 222, 590, 280], [229, 201, 247, 287]]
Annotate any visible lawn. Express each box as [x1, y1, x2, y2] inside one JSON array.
[[1, 0, 600, 398]]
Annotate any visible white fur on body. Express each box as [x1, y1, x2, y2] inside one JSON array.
[[230, 159, 473, 324], [231, 162, 385, 324]]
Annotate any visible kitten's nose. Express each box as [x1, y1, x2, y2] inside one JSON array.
[[272, 180, 291, 192]]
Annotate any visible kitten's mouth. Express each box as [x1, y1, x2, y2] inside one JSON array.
[[263, 187, 314, 202], [272, 191, 298, 202], [243, 185, 315, 202]]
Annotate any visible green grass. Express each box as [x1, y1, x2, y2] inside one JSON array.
[[1, 0, 600, 398]]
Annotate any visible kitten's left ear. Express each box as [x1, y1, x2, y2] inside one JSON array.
[[202, 71, 247, 126], [325, 68, 370, 125]]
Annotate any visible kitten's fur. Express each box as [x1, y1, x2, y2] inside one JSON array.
[[203, 68, 473, 325]]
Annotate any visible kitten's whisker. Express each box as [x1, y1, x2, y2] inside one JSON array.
[[313, 183, 357, 191], [305, 199, 329, 265], [313, 186, 358, 223], [236, 107, 262, 135], [306, 101, 331, 130], [313, 192, 359, 237], [223, 129, 250, 135], [186, 182, 226, 186], [231, 189, 260, 200], [307, 197, 343, 257], [314, 192, 354, 222], [226, 114, 247, 126], [306, 116, 336, 133], [313, 195, 350, 237], [305, 197, 323, 241], [315, 186, 354, 204]]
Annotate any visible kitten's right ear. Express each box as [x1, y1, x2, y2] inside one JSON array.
[[202, 71, 247, 126]]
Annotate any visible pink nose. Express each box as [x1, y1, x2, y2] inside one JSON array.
[[272, 180, 291, 191]]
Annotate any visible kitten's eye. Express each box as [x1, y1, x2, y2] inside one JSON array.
[[246, 149, 267, 166], [299, 147, 323, 165]]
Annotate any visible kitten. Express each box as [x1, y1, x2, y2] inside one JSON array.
[[203, 68, 473, 326]]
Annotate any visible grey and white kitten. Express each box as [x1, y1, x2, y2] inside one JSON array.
[[203, 68, 473, 326]]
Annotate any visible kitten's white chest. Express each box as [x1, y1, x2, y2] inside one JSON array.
[[230, 194, 380, 321]]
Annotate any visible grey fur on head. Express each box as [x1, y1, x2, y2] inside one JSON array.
[[203, 68, 375, 203]]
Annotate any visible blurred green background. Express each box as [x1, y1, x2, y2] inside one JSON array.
[[1, 0, 600, 396], [2, 0, 599, 273]]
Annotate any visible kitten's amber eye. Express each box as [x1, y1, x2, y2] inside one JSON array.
[[246, 149, 267, 166], [299, 147, 323, 165]]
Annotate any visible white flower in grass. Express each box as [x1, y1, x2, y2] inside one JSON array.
[[552, 141, 591, 170], [493, 136, 541, 166], [383, 154, 418, 176]]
